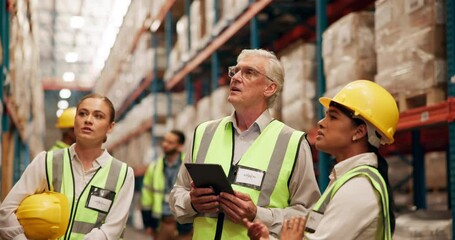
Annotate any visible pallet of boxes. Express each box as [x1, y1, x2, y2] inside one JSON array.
[[322, 11, 376, 98], [375, 0, 447, 112], [279, 40, 317, 132], [374, 0, 450, 239]]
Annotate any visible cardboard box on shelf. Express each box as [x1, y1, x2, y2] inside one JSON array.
[[375, 60, 447, 111], [190, 0, 206, 52], [322, 11, 375, 91], [280, 40, 316, 105], [211, 86, 234, 119], [281, 98, 317, 132], [325, 57, 376, 89]]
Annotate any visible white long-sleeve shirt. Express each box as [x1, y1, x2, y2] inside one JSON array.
[[0, 144, 135, 240], [305, 152, 383, 240], [170, 111, 321, 238]]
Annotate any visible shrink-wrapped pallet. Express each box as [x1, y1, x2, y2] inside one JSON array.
[[394, 210, 451, 240], [374, 0, 446, 110], [322, 12, 375, 90], [211, 86, 234, 119], [196, 96, 212, 124], [280, 41, 316, 105], [281, 99, 316, 132], [279, 40, 317, 131], [174, 105, 197, 150]]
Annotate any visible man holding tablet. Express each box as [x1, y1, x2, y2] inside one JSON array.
[[169, 49, 320, 240]]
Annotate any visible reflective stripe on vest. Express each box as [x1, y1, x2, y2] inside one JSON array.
[[50, 141, 70, 151], [142, 154, 184, 218], [192, 117, 306, 240], [308, 165, 391, 239], [46, 149, 128, 240]]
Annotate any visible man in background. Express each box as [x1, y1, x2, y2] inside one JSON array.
[[50, 107, 76, 150], [142, 130, 193, 240]]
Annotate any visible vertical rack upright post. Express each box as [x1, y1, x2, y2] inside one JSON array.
[[446, 0, 455, 237], [166, 12, 173, 118], [211, 0, 220, 91], [0, 0, 10, 197], [249, 0, 259, 48], [316, 0, 329, 191], [184, 0, 193, 105], [150, 32, 159, 160]]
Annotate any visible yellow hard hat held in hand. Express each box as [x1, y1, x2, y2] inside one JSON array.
[[16, 192, 70, 240]]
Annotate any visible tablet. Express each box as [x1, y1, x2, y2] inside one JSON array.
[[185, 163, 234, 195]]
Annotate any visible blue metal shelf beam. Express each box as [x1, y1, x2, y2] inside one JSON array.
[[412, 130, 426, 208]]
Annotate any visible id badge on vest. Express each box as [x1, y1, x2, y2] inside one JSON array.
[[86, 186, 116, 214], [233, 165, 265, 190], [305, 210, 324, 233]]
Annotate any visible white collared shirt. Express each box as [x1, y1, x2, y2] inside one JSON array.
[[305, 152, 383, 240], [0, 144, 135, 240], [228, 110, 272, 165]]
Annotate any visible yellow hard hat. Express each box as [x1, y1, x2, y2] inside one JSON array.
[[319, 80, 399, 144], [56, 107, 76, 129], [16, 192, 70, 240]]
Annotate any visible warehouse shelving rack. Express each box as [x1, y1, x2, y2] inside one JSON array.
[[314, 1, 455, 236], [0, 0, 32, 199]]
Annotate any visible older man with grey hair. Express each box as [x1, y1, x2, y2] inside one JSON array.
[[169, 49, 320, 240]]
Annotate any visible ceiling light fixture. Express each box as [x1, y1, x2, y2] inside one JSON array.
[[65, 52, 79, 63], [56, 109, 64, 117], [150, 20, 161, 32], [58, 100, 69, 109], [59, 89, 72, 99], [70, 16, 85, 29], [63, 72, 75, 82]]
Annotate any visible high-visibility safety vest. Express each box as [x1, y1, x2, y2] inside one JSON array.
[[50, 140, 70, 150], [45, 149, 128, 240], [306, 165, 391, 239], [192, 117, 306, 240], [142, 154, 184, 218]]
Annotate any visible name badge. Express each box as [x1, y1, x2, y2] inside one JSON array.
[[234, 166, 265, 190], [305, 210, 324, 233], [86, 186, 116, 213]]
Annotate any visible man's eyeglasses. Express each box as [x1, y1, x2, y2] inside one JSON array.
[[228, 66, 275, 82]]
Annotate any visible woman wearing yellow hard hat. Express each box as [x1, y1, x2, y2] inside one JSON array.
[[0, 93, 135, 240], [244, 80, 399, 240]]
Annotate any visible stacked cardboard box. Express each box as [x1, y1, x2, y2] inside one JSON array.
[[374, 0, 446, 110], [322, 12, 376, 95], [190, 0, 206, 53], [211, 86, 234, 119], [174, 105, 197, 150], [280, 40, 317, 131], [6, 0, 44, 155]]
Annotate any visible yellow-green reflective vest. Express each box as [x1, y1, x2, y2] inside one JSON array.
[[50, 140, 70, 151], [192, 117, 306, 240], [141, 154, 184, 218], [306, 165, 391, 239], [45, 149, 128, 240]]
